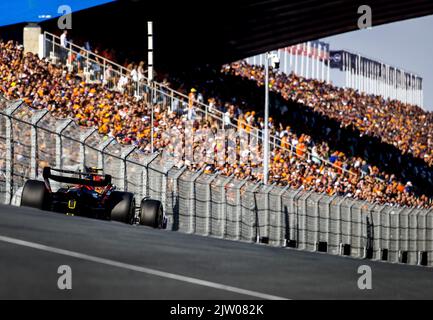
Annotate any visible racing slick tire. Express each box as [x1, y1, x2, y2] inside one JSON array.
[[139, 199, 163, 228], [21, 180, 49, 210], [110, 192, 135, 224]]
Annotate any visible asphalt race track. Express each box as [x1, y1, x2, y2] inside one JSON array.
[[0, 204, 432, 300]]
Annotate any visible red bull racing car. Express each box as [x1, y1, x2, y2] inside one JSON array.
[[20, 167, 166, 228]]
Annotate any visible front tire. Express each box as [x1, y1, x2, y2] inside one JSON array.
[[140, 199, 163, 228], [109, 192, 135, 223], [21, 180, 49, 210]]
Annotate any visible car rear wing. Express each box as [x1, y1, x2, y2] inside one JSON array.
[[42, 167, 112, 187]]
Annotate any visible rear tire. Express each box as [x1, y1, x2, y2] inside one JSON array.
[[140, 199, 163, 228], [21, 180, 49, 210], [110, 192, 135, 223]]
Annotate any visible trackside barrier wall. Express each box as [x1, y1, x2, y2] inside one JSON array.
[[241, 182, 261, 243], [0, 96, 7, 204], [1, 100, 432, 267]]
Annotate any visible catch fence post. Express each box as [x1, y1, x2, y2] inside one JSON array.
[[235, 179, 248, 241], [120, 146, 137, 192], [97, 137, 115, 172], [300, 191, 314, 250], [250, 183, 262, 243], [4, 101, 24, 204], [79, 128, 97, 171], [414, 208, 427, 266], [204, 173, 219, 236], [55, 120, 73, 170], [374, 205, 386, 261], [389, 207, 404, 263], [427, 209, 433, 266], [220, 175, 234, 238], [277, 185, 291, 247], [171, 166, 187, 231], [189, 169, 204, 234], [142, 153, 159, 199], [262, 184, 275, 242], [30, 109, 49, 179], [290, 189, 303, 248], [159, 162, 175, 223], [336, 197, 345, 255]]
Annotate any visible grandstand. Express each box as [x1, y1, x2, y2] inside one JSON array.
[[1, 35, 432, 209], [1, 1, 433, 287], [226, 61, 433, 167]]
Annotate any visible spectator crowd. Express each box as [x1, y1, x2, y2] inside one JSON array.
[[225, 61, 433, 167], [0, 40, 432, 208]]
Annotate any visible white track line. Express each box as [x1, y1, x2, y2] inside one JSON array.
[[0, 235, 288, 300]]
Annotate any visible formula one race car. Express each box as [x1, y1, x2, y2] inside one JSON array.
[[20, 167, 165, 228]]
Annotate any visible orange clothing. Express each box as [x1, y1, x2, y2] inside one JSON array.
[[397, 184, 405, 193], [296, 143, 306, 157], [188, 92, 195, 108], [281, 136, 289, 149]]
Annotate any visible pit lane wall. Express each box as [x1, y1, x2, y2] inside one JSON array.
[[0, 97, 432, 267]]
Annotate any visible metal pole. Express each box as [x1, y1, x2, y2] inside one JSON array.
[[347, 53, 351, 88], [148, 21, 154, 153], [289, 47, 292, 74], [151, 90, 154, 153], [148, 21, 154, 82], [263, 52, 270, 185], [411, 74, 414, 105], [344, 52, 347, 88], [316, 43, 320, 80], [421, 78, 424, 108], [357, 54, 361, 91], [306, 42, 310, 79], [300, 44, 304, 77], [326, 49, 330, 84], [321, 48, 324, 82]]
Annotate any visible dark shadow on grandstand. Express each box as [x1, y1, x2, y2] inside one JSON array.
[[166, 65, 433, 197]]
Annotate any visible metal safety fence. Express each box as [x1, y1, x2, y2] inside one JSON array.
[[0, 99, 432, 267]]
